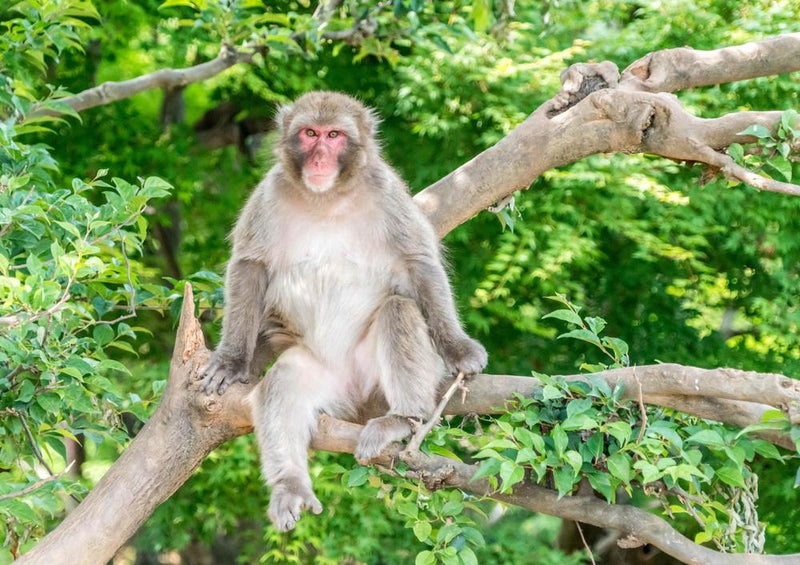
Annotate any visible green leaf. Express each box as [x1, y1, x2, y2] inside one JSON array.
[[727, 143, 744, 162], [499, 461, 524, 491], [471, 458, 501, 481], [459, 547, 478, 565], [751, 440, 782, 461], [633, 461, 660, 484], [159, 0, 199, 9], [781, 109, 798, 133], [606, 452, 633, 483], [542, 309, 583, 326], [92, 324, 114, 346], [695, 530, 713, 545], [415, 550, 436, 565], [562, 413, 598, 431], [36, 393, 61, 415], [768, 157, 792, 181], [472, 0, 491, 32], [141, 176, 173, 199], [587, 471, 614, 502], [541, 384, 563, 400], [345, 466, 369, 487], [564, 450, 583, 475], [553, 467, 577, 497], [437, 523, 461, 544], [98, 359, 131, 376], [605, 421, 632, 446], [557, 329, 602, 348], [686, 429, 726, 449], [795, 466, 800, 489], [551, 424, 568, 457], [716, 465, 745, 488], [738, 124, 773, 138], [413, 521, 432, 542]]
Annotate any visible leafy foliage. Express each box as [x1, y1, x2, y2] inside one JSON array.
[[2, 0, 800, 563]]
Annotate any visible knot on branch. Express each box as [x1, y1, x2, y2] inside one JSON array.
[[412, 462, 456, 491], [617, 534, 645, 549], [549, 61, 620, 117]]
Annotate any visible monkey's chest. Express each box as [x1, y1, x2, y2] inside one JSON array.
[[266, 227, 401, 363]]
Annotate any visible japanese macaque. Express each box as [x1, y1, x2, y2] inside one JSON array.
[[201, 91, 487, 532]]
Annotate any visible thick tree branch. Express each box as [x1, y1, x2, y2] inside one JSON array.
[[28, 44, 261, 119], [620, 33, 800, 92], [312, 417, 800, 565], [18, 285, 800, 564], [414, 34, 800, 234]]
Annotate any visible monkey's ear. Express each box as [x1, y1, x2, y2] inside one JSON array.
[[275, 103, 294, 136], [361, 106, 381, 138]]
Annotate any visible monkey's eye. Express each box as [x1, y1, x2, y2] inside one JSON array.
[[304, 129, 317, 137], [327, 130, 340, 139]]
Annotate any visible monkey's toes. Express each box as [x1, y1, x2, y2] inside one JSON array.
[[268, 484, 323, 532]]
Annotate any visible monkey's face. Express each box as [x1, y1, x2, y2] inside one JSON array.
[[296, 125, 349, 193], [278, 92, 377, 194]]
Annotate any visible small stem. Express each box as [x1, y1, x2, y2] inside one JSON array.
[[405, 372, 466, 453], [0, 463, 74, 502]]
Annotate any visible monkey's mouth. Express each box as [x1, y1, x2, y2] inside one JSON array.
[[302, 171, 337, 193]]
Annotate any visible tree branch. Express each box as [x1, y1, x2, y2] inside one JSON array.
[[620, 33, 800, 92], [28, 44, 261, 119], [311, 417, 800, 565], [17, 285, 800, 564], [414, 35, 800, 235]]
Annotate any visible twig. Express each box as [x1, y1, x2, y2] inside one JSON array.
[[575, 521, 597, 565], [17, 411, 54, 476], [693, 142, 800, 196], [405, 372, 466, 452], [93, 236, 138, 326], [632, 366, 648, 444], [0, 463, 74, 502]]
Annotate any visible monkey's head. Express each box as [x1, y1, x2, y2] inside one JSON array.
[[276, 91, 380, 194]]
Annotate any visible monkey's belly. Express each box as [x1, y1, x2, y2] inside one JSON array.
[[267, 261, 394, 367]]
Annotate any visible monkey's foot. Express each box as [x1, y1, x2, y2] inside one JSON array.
[[199, 353, 250, 395], [268, 477, 323, 532], [355, 414, 413, 465]]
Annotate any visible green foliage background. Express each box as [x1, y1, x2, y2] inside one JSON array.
[[1, 0, 799, 563]]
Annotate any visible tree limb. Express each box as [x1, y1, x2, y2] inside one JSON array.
[[312, 417, 800, 565], [414, 34, 800, 235], [17, 285, 800, 564], [28, 44, 261, 119], [620, 33, 800, 92]]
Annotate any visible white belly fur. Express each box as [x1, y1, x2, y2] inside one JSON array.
[[265, 200, 402, 373]]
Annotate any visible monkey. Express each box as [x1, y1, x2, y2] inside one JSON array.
[[200, 91, 487, 532]]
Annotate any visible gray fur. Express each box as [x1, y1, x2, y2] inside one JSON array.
[[201, 91, 487, 531]]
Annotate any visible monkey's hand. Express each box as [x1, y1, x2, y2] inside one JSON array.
[[200, 351, 250, 395], [440, 335, 488, 378]]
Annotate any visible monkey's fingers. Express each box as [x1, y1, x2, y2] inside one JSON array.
[[305, 495, 323, 515], [199, 363, 227, 395]]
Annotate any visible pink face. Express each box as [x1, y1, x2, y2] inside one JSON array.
[[298, 126, 348, 193]]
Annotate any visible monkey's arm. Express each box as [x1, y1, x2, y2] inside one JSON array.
[[201, 258, 270, 394], [405, 251, 487, 376]]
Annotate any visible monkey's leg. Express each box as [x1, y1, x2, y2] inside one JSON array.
[[249, 346, 330, 532], [354, 296, 443, 464]]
